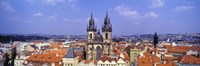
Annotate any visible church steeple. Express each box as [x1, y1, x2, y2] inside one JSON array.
[[104, 11, 110, 25], [102, 12, 112, 32], [87, 12, 96, 31], [89, 13, 94, 26]]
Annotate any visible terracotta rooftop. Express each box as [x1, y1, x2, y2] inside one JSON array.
[[123, 51, 129, 61], [180, 55, 200, 64], [44, 49, 67, 57], [113, 49, 120, 56], [77, 56, 83, 62], [163, 56, 173, 61], [137, 52, 152, 66], [152, 55, 160, 63], [167, 46, 200, 53], [26, 54, 62, 63], [137, 51, 162, 66], [100, 54, 116, 62]]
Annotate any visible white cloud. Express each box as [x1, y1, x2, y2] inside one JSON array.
[[33, 12, 44, 16], [44, 0, 65, 5], [173, 5, 195, 11], [115, 5, 142, 19], [145, 11, 158, 18], [67, 0, 78, 8], [63, 18, 82, 22], [150, 0, 164, 8], [115, 5, 158, 19], [67, 0, 77, 3], [43, 0, 78, 8], [0, 1, 15, 12], [48, 16, 56, 21]]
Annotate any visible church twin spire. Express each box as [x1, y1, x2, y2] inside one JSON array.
[[87, 12, 112, 32], [87, 12, 113, 60]]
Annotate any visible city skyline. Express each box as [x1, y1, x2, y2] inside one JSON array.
[[0, 0, 200, 35]]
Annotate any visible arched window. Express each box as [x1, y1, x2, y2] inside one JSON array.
[[105, 33, 108, 39], [90, 33, 92, 39]]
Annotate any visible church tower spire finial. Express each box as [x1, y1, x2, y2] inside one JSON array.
[[106, 11, 108, 18], [91, 12, 93, 19]]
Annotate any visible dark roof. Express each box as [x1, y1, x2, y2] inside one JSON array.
[[65, 48, 76, 58], [30, 45, 38, 49]]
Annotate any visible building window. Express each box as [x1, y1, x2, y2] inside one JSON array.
[[106, 33, 108, 39], [90, 33, 92, 39]]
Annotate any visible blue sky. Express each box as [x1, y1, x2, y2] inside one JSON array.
[[0, 0, 199, 35]]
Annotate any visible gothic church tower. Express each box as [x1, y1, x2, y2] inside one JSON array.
[[86, 12, 112, 60], [87, 13, 97, 43]]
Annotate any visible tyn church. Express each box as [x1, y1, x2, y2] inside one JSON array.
[[86, 12, 112, 60]]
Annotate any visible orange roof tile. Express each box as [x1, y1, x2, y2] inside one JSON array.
[[137, 52, 152, 66], [77, 56, 83, 62], [152, 55, 160, 63], [137, 51, 161, 66], [123, 51, 129, 61], [163, 56, 173, 61], [168, 46, 200, 53], [100, 54, 116, 62], [26, 54, 62, 63], [180, 55, 200, 64], [44, 49, 67, 57], [113, 50, 120, 55]]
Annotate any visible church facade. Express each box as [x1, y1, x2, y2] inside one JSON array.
[[86, 12, 112, 60]]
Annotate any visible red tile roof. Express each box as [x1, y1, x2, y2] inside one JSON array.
[[137, 51, 162, 66], [27, 54, 62, 62], [163, 56, 173, 61], [167, 46, 200, 53], [123, 51, 129, 61], [113, 49, 120, 56], [44, 49, 67, 57], [100, 54, 116, 62], [152, 55, 160, 63], [137, 52, 153, 66], [180, 55, 200, 64]]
